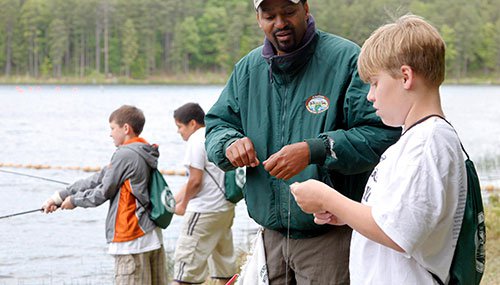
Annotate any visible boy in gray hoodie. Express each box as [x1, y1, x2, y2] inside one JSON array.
[[42, 105, 167, 285]]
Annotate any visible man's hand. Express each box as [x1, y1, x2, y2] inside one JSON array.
[[226, 137, 260, 168], [263, 142, 309, 180], [60, 197, 76, 210]]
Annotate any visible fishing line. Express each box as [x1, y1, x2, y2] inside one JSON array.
[[0, 169, 67, 219], [286, 182, 291, 283], [285, 184, 292, 282], [0, 169, 70, 185]]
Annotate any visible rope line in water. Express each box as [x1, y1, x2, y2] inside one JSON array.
[[0, 162, 186, 176], [0, 163, 498, 191]]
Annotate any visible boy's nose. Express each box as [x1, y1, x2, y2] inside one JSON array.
[[366, 88, 375, 102]]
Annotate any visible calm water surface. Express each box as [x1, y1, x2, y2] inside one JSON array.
[[0, 84, 499, 284]]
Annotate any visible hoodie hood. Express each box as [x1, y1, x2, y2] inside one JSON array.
[[122, 138, 159, 169]]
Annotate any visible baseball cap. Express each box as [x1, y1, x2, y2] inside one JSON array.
[[253, 0, 301, 10]]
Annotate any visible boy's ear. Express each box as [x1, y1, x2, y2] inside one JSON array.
[[401, 65, 414, 90], [123, 123, 132, 134], [189, 119, 198, 128]]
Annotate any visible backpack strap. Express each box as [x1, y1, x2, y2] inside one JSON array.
[[407, 114, 470, 285], [403, 114, 469, 159], [204, 167, 226, 196], [430, 271, 445, 285]]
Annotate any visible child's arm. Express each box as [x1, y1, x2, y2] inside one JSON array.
[[174, 184, 187, 205], [175, 166, 203, 215], [63, 169, 107, 196], [60, 150, 131, 209], [291, 179, 404, 253], [42, 169, 106, 213]]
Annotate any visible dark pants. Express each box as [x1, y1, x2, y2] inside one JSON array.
[[263, 226, 352, 285]]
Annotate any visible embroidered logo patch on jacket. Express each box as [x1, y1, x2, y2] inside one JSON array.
[[305, 94, 330, 114]]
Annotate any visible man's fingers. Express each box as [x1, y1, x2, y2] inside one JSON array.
[[226, 145, 246, 166], [264, 156, 296, 180], [241, 138, 259, 166], [274, 168, 291, 180], [262, 154, 277, 173], [226, 137, 259, 167]]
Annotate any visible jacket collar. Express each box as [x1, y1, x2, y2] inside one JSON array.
[[123, 137, 148, 145]]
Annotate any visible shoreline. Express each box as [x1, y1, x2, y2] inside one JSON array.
[[1, 73, 499, 86]]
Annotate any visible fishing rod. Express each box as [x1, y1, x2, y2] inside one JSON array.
[[0, 208, 43, 219], [0, 168, 68, 219], [0, 169, 70, 185]]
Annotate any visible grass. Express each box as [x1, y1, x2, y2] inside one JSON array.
[[483, 193, 500, 285], [0, 71, 230, 85], [1, 72, 500, 86]]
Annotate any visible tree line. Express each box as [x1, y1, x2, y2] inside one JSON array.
[[0, 0, 499, 81]]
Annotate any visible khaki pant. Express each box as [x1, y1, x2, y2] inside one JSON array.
[[173, 209, 236, 283], [114, 246, 168, 285], [263, 226, 352, 285]]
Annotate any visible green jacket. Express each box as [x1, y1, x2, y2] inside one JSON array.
[[206, 25, 401, 238]]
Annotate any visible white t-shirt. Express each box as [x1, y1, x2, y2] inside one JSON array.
[[108, 227, 163, 255], [350, 117, 467, 284], [184, 127, 234, 213]]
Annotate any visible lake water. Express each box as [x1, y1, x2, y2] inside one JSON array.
[[0, 84, 499, 284]]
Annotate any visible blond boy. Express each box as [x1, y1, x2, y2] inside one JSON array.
[[291, 15, 467, 284], [42, 105, 167, 285]]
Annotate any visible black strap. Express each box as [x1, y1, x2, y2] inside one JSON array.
[[430, 271, 445, 285], [204, 167, 226, 196], [403, 114, 469, 160], [408, 114, 471, 285]]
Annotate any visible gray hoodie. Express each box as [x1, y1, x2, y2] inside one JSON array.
[[60, 139, 159, 243]]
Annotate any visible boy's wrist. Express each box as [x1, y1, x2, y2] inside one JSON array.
[[50, 191, 63, 205]]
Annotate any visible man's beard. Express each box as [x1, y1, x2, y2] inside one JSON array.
[[272, 26, 298, 53]]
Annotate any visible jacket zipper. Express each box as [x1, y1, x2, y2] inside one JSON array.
[[280, 82, 288, 228]]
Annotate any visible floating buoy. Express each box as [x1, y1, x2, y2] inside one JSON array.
[[162, 169, 176, 175], [0, 162, 187, 176], [175, 169, 187, 176], [484, 184, 495, 192]]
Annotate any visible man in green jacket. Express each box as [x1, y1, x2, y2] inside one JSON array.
[[205, 0, 401, 283]]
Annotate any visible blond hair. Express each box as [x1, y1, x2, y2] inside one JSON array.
[[358, 15, 445, 87]]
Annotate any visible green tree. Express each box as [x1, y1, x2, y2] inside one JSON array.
[[47, 18, 68, 77], [0, 0, 499, 81], [477, 22, 497, 74], [440, 25, 458, 79], [197, 6, 227, 71], [70, 0, 98, 77], [171, 17, 200, 73], [0, 0, 20, 76], [40, 56, 52, 77], [20, 0, 49, 77], [121, 19, 138, 77]]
